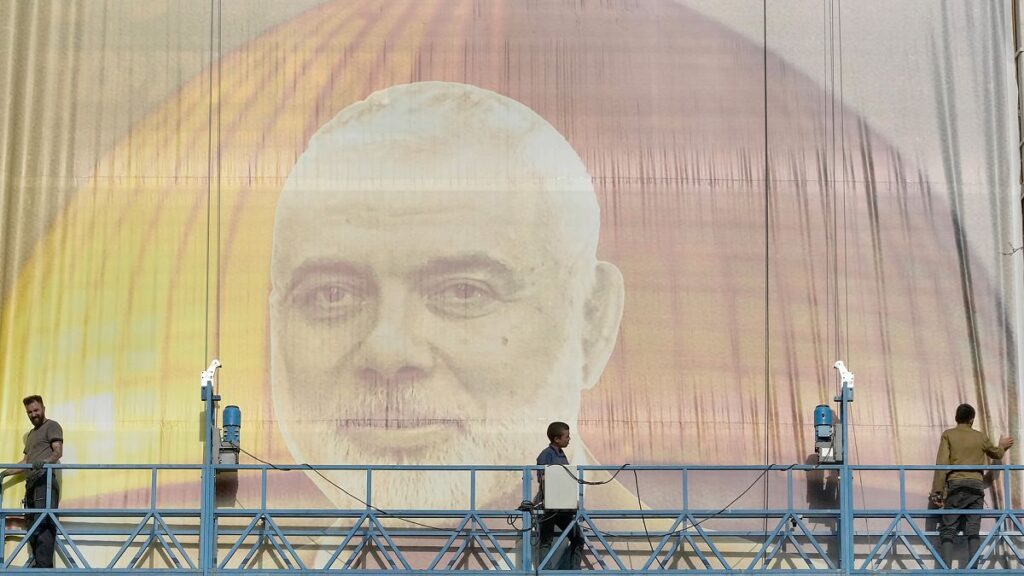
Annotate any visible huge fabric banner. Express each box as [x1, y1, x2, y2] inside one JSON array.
[[1, 0, 1020, 515]]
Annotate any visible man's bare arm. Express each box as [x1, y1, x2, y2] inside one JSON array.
[[0, 454, 28, 478], [27, 440, 63, 472], [47, 440, 63, 464], [0, 439, 62, 478]]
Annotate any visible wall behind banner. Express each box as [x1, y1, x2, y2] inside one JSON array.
[[1, 0, 1021, 512]]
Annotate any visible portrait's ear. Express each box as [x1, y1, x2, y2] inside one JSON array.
[[581, 261, 624, 390]]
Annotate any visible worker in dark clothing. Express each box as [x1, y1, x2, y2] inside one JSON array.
[[1, 395, 64, 569], [930, 403, 1013, 569], [535, 421, 583, 570]]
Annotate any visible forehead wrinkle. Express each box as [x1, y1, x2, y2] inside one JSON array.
[[274, 82, 601, 279], [277, 158, 569, 227], [272, 189, 596, 293], [274, 199, 534, 254]]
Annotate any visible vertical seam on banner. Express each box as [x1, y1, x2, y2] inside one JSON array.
[[840, 0, 849, 385], [831, 0, 840, 382], [823, 0, 832, 387], [829, 0, 837, 377], [204, 0, 223, 366], [202, 3, 217, 571], [837, 0, 867, 532], [762, 0, 771, 562], [216, 0, 223, 364], [204, 0, 215, 364]]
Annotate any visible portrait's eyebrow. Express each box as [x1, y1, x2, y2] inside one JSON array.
[[282, 258, 374, 295], [413, 254, 522, 290]]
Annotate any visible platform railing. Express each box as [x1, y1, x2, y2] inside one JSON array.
[[1, 463, 203, 573], [2, 462, 1023, 573]]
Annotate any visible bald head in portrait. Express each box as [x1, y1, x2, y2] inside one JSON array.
[[270, 81, 624, 509]]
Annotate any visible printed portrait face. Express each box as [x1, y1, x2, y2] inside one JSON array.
[[270, 82, 624, 508]]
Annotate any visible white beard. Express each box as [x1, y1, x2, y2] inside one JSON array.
[[270, 329, 578, 512], [305, 422, 544, 512]]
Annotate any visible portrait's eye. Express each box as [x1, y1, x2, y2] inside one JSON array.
[[291, 280, 370, 322], [426, 279, 499, 318]]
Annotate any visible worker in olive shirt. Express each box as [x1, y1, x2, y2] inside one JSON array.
[[1, 395, 64, 569], [929, 403, 1013, 568], [534, 421, 584, 570]]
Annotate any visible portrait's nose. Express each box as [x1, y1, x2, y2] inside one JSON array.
[[354, 284, 434, 384]]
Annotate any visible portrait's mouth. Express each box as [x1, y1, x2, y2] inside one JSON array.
[[335, 418, 465, 451]]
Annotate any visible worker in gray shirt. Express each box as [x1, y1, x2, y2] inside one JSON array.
[[1, 395, 64, 568]]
